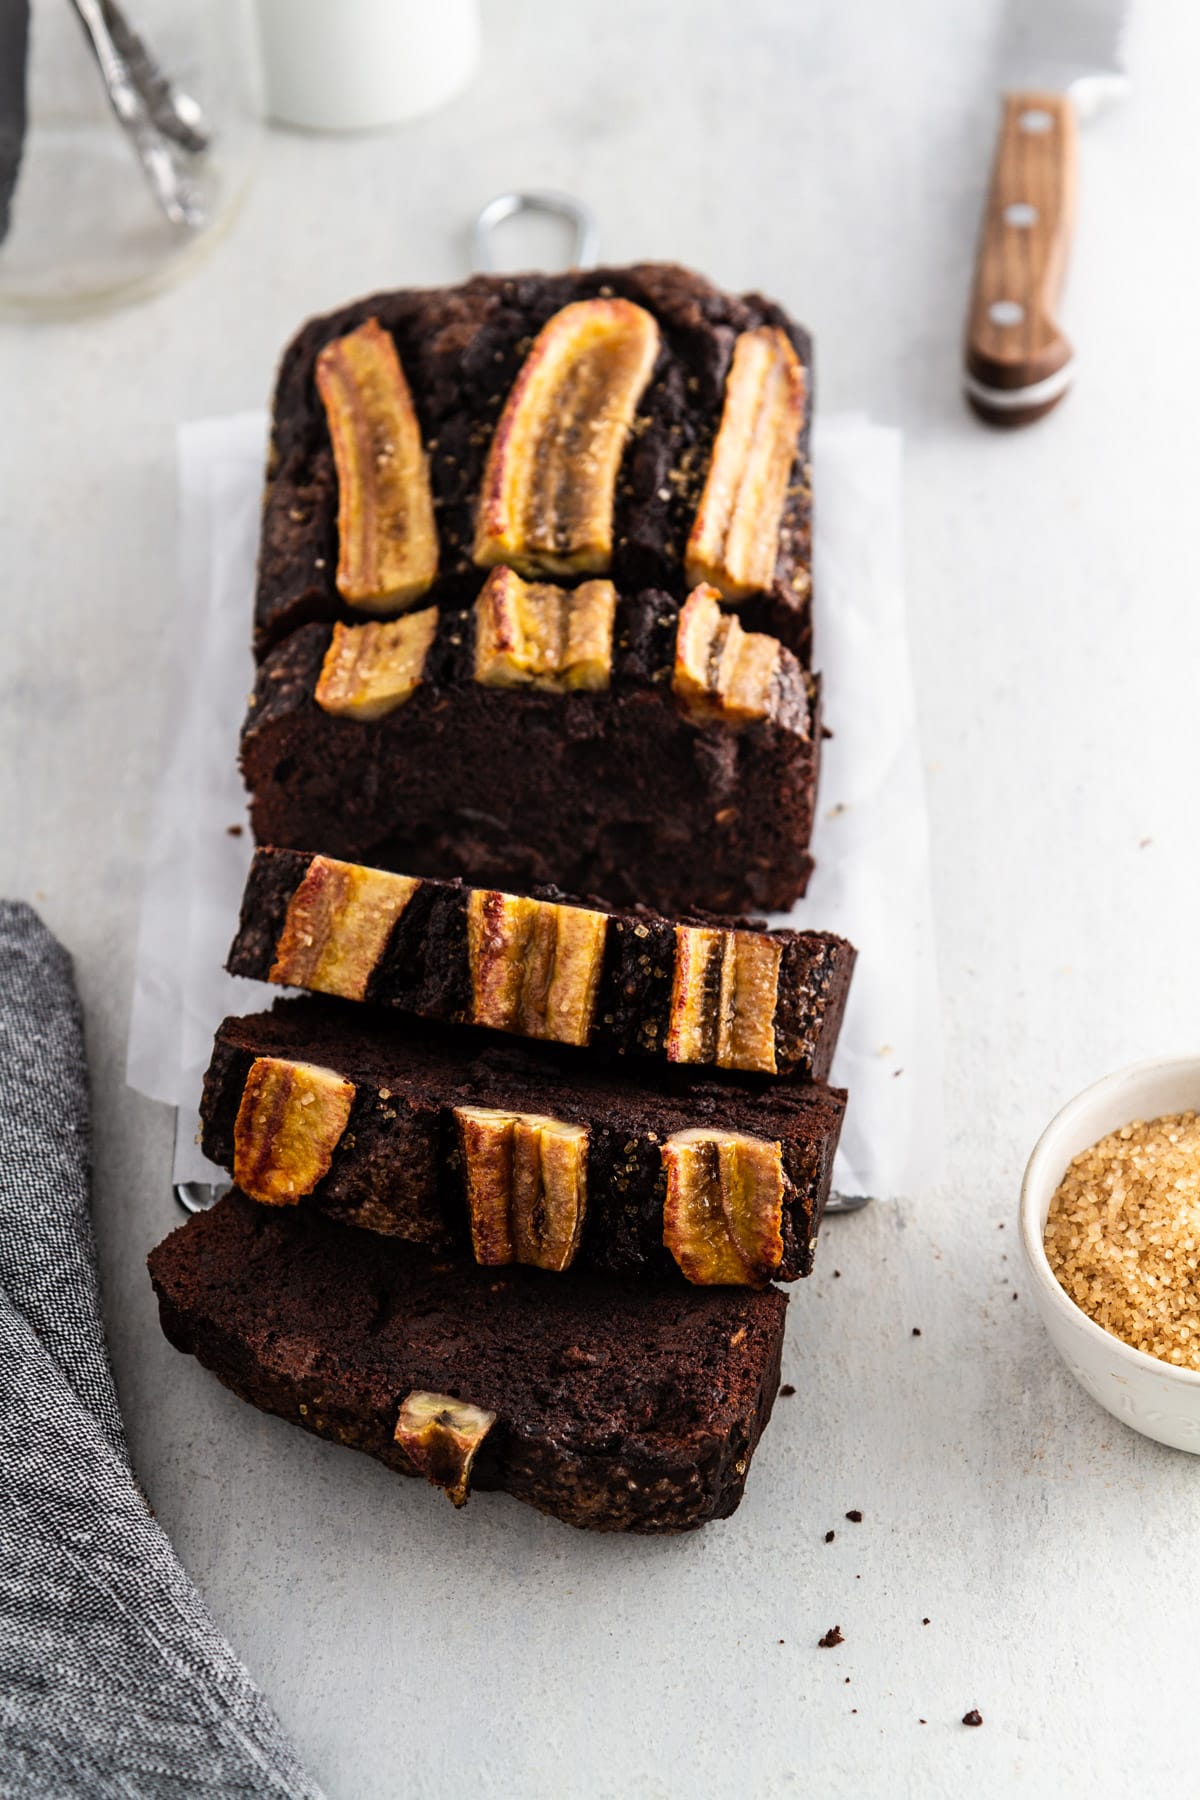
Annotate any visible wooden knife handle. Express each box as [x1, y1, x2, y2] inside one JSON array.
[[964, 91, 1077, 427]]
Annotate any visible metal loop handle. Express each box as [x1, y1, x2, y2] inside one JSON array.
[[174, 1180, 230, 1215], [471, 190, 599, 273], [824, 1193, 873, 1215]]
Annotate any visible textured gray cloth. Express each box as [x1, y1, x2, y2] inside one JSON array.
[[0, 902, 322, 1799]]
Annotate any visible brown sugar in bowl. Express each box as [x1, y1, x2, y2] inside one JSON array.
[[1020, 1056, 1200, 1453]]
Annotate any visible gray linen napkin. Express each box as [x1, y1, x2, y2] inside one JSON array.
[[0, 901, 321, 1800]]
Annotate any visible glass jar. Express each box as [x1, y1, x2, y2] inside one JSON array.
[[0, 0, 261, 317]]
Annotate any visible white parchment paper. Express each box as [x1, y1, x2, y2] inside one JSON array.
[[127, 411, 943, 1196]]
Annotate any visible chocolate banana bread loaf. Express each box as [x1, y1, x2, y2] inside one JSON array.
[[242, 579, 822, 915], [201, 999, 847, 1284], [255, 263, 813, 662], [227, 849, 855, 1081], [148, 1193, 788, 1532]]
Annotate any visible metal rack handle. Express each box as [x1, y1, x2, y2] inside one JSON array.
[[471, 190, 599, 273]]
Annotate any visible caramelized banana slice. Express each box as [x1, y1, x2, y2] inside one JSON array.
[[662, 1129, 786, 1286], [315, 318, 438, 610], [474, 567, 616, 692], [716, 931, 783, 1074], [455, 1106, 517, 1265], [455, 1105, 588, 1273], [664, 926, 726, 1064], [466, 890, 607, 1047], [466, 891, 536, 1036], [315, 608, 438, 719], [474, 298, 660, 577], [394, 1391, 497, 1507], [233, 1057, 355, 1205], [666, 925, 782, 1074], [685, 326, 806, 600], [672, 584, 783, 726], [270, 856, 420, 1000]]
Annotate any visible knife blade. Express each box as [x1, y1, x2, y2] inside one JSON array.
[[963, 0, 1130, 426], [0, 0, 29, 246]]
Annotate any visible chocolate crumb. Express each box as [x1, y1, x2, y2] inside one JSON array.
[[912, 1327, 921, 1337], [824, 1529, 835, 1543], [778, 1639, 785, 1645], [226, 824, 244, 837], [818, 1626, 844, 1649], [962, 1710, 983, 1727], [833, 1269, 841, 1278], [845, 1509, 863, 1523], [892, 1067, 903, 1078], [998, 1222, 1005, 1230], [922, 1617, 930, 1626], [844, 1676, 850, 1684], [779, 1383, 796, 1397], [1012, 1291, 1019, 1301], [919, 1718, 926, 1725]]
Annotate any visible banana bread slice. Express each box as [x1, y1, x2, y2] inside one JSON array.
[[241, 581, 821, 915], [201, 999, 846, 1284], [148, 1193, 788, 1533], [227, 849, 855, 1080]]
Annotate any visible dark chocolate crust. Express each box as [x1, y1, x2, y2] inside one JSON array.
[[256, 263, 813, 662], [148, 1194, 787, 1533], [201, 999, 846, 1280], [227, 848, 856, 1080]]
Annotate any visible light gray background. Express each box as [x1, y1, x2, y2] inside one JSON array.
[[2, 1, 1198, 1795]]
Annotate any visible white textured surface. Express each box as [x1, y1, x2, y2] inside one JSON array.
[[2, 0, 1199, 1793]]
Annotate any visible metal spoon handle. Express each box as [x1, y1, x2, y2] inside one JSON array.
[[99, 0, 209, 154], [69, 0, 206, 228]]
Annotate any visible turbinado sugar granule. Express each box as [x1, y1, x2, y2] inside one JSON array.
[[1044, 1111, 1200, 1368]]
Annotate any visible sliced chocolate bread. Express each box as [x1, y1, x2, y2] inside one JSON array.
[[256, 263, 813, 661], [201, 999, 847, 1284], [228, 848, 855, 1081], [242, 579, 821, 915], [148, 1194, 788, 1533]]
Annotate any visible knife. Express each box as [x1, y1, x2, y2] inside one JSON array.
[[0, 0, 29, 245], [963, 0, 1130, 427]]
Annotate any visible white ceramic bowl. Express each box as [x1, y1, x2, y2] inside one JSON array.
[[1020, 1055, 1200, 1454]]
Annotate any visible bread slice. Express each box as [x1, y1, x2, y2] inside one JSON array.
[[148, 1194, 788, 1533], [227, 849, 855, 1080], [201, 999, 846, 1284], [242, 594, 820, 916]]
